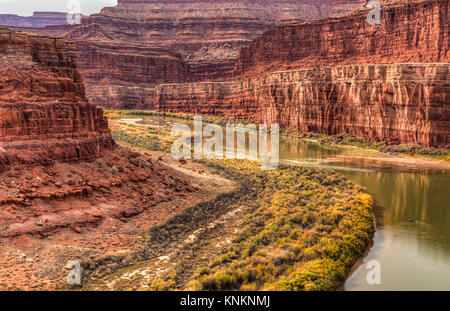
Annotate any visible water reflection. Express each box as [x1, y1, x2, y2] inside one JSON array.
[[280, 137, 342, 160], [346, 171, 450, 246]]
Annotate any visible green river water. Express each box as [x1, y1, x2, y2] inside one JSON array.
[[281, 139, 450, 290]]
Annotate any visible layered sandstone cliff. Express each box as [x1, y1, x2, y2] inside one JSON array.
[[155, 64, 449, 147], [75, 0, 365, 81], [0, 28, 195, 242], [74, 40, 197, 109], [0, 27, 113, 164], [234, 0, 449, 77]]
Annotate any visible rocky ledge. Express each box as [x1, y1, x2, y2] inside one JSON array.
[[0, 27, 114, 164]]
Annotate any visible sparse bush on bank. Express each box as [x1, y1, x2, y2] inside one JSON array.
[[313, 133, 449, 160], [187, 160, 374, 291], [109, 121, 176, 153], [105, 109, 250, 127]]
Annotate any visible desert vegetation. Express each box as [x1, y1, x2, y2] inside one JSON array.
[[186, 160, 375, 291], [94, 113, 375, 291]]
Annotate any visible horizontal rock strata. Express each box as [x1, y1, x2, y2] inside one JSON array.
[[0, 147, 195, 239], [74, 40, 197, 109], [0, 27, 113, 164], [155, 0, 449, 148], [155, 63, 450, 147], [234, 0, 449, 77]]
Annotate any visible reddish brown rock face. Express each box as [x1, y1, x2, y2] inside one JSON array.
[[74, 40, 197, 109], [156, 64, 449, 148], [0, 147, 194, 239], [78, 0, 365, 81], [0, 29, 200, 289], [83, 0, 366, 69], [8, 0, 365, 109], [0, 28, 114, 164], [234, 0, 449, 77], [0, 28, 196, 247], [0, 28, 115, 164]]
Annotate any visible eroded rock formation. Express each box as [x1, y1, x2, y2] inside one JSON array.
[[78, 0, 366, 80], [0, 27, 113, 164], [74, 40, 197, 109], [155, 0, 450, 148], [0, 28, 195, 240], [6, 0, 366, 108]]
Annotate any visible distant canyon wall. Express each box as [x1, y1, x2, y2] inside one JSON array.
[[71, 0, 365, 108], [3, 0, 366, 109], [0, 12, 84, 28], [155, 64, 449, 147], [74, 40, 197, 109]]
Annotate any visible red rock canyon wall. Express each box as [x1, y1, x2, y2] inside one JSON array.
[[74, 40, 197, 109], [0, 27, 195, 244], [234, 0, 449, 77], [155, 63, 449, 147], [155, 0, 449, 147]]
